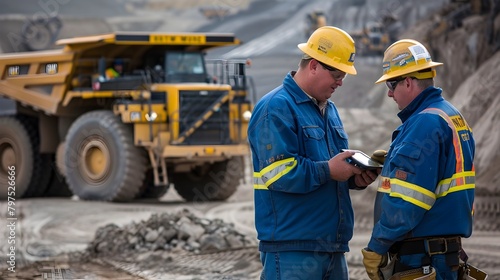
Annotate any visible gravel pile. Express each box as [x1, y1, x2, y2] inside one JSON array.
[[85, 209, 256, 260]]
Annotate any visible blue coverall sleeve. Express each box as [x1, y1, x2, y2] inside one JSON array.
[[249, 104, 330, 194]]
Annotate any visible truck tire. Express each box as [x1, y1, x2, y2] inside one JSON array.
[[172, 156, 243, 202], [23, 154, 53, 198], [43, 154, 73, 198], [22, 16, 62, 51], [55, 142, 66, 177], [0, 116, 51, 199], [64, 111, 146, 202]]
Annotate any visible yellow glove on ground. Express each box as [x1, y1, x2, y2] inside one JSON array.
[[371, 150, 387, 164], [362, 248, 388, 280]]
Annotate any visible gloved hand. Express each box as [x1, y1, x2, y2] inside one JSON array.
[[362, 248, 388, 280], [371, 150, 387, 164]]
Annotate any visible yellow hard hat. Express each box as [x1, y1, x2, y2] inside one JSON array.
[[375, 39, 443, 84], [298, 26, 357, 75]]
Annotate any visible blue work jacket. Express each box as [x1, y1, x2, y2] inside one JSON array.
[[368, 87, 475, 254], [248, 72, 358, 253]]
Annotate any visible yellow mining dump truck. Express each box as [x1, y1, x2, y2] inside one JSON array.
[[0, 32, 254, 202], [351, 22, 391, 56], [305, 11, 327, 38]]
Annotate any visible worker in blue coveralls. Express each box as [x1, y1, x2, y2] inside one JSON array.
[[247, 26, 380, 279], [362, 39, 476, 280]]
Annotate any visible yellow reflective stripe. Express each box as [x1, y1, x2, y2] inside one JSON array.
[[253, 157, 298, 190], [253, 182, 268, 190], [379, 172, 475, 209], [421, 109, 476, 197], [389, 178, 436, 210], [421, 108, 465, 173], [436, 171, 475, 197]]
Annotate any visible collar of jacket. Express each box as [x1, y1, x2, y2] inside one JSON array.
[[397, 86, 444, 123], [284, 71, 333, 108]]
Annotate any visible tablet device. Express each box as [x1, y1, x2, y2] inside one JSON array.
[[341, 149, 384, 170]]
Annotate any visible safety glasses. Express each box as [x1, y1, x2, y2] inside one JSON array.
[[385, 77, 406, 91], [317, 60, 347, 81]]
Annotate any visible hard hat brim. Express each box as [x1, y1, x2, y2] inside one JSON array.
[[374, 61, 443, 84], [298, 43, 357, 75]]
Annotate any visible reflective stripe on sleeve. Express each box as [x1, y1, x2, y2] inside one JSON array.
[[387, 178, 436, 210], [253, 157, 298, 190], [378, 171, 476, 209]]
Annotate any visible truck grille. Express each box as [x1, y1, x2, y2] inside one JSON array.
[[178, 90, 230, 145]]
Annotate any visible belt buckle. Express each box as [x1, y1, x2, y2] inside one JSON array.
[[426, 237, 447, 256]]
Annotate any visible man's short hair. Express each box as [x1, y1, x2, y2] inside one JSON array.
[[299, 53, 313, 68], [414, 78, 434, 89]]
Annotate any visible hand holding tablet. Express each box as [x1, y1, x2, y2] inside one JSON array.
[[341, 149, 384, 170]]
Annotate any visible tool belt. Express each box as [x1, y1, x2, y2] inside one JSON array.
[[458, 249, 488, 280], [388, 267, 437, 280], [389, 236, 462, 273]]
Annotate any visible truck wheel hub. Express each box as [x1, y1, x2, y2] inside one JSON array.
[[80, 139, 110, 183], [0, 142, 16, 173]]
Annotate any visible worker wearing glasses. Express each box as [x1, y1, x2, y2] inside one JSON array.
[[248, 26, 379, 279], [362, 39, 476, 280]]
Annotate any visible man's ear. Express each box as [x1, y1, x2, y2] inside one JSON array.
[[309, 59, 318, 72]]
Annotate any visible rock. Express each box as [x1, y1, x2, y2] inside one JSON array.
[[177, 217, 205, 241], [96, 241, 108, 253], [188, 241, 201, 250], [199, 234, 228, 251], [225, 234, 244, 248], [127, 235, 139, 246], [136, 251, 153, 262], [162, 228, 177, 242], [87, 208, 252, 257], [145, 229, 159, 242]]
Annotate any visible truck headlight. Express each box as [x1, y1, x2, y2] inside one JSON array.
[[146, 112, 158, 122], [242, 110, 252, 121]]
